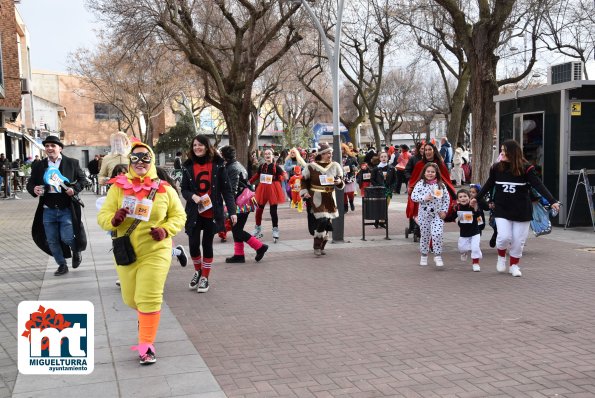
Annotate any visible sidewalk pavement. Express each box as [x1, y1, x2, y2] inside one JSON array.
[[2, 191, 595, 397], [1, 193, 225, 398]]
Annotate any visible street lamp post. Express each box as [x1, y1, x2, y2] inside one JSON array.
[[290, 0, 345, 241]]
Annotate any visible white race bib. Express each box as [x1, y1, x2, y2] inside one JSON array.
[[197, 193, 213, 213], [260, 173, 273, 184], [292, 180, 301, 190], [123, 195, 154, 221], [343, 165, 350, 173], [363, 173, 371, 180], [458, 211, 474, 224], [319, 174, 335, 185]]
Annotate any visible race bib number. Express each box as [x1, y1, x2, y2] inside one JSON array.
[[134, 199, 153, 221], [197, 194, 213, 213], [260, 174, 273, 184], [363, 173, 371, 180], [458, 211, 474, 224], [123, 196, 153, 221], [293, 180, 301, 190], [433, 188, 443, 198], [319, 175, 335, 185], [343, 165, 350, 173]]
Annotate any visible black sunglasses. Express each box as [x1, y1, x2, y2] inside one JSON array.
[[129, 152, 152, 164]]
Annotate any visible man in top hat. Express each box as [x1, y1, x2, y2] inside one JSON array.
[[26, 135, 87, 276], [300, 142, 344, 256]]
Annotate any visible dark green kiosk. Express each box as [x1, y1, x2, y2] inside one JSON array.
[[493, 65, 595, 228]]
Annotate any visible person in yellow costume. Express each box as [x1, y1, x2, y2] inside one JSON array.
[[97, 140, 186, 365]]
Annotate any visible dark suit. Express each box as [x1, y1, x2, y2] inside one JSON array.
[[26, 155, 87, 262]]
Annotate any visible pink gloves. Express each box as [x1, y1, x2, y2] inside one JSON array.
[[150, 227, 168, 241], [111, 208, 129, 227]]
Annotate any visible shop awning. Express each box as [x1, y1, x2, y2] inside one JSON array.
[[22, 133, 45, 151]]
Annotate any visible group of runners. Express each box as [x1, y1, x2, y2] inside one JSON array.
[[28, 132, 560, 366]]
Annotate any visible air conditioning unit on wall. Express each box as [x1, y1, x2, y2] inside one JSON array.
[[20, 78, 31, 94], [547, 62, 584, 85]]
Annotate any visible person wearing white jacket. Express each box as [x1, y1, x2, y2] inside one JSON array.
[[411, 162, 451, 267], [451, 143, 465, 186]]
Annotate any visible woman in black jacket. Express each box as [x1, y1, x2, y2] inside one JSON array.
[[220, 146, 268, 264], [181, 135, 236, 293], [475, 139, 560, 277]]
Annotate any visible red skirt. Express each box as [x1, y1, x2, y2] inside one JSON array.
[[359, 182, 371, 197], [255, 181, 286, 205]]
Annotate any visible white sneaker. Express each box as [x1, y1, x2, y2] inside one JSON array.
[[420, 255, 428, 266], [509, 265, 522, 277], [496, 256, 507, 273], [472, 264, 481, 272], [434, 256, 444, 267], [460, 252, 468, 262]]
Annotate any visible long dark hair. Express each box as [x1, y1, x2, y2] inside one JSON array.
[[219, 145, 236, 162], [421, 162, 444, 185], [188, 134, 219, 163], [498, 139, 526, 176], [423, 143, 446, 170]]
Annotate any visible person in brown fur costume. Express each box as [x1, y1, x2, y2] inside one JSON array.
[[300, 143, 344, 256]]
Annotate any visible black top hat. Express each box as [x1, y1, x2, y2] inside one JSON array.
[[42, 135, 64, 148]]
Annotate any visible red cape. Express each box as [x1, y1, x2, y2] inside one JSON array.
[[405, 159, 456, 219]]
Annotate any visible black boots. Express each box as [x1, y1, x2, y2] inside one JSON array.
[[255, 244, 269, 262], [54, 264, 69, 276], [225, 255, 246, 263], [72, 252, 82, 268]]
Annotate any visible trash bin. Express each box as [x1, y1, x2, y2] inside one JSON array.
[[363, 186, 387, 220]]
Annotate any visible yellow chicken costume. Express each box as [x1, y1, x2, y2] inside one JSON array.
[[97, 141, 186, 364]]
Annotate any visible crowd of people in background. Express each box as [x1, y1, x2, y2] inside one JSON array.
[[18, 130, 561, 367]]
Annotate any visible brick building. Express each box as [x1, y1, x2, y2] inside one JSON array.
[[0, 0, 23, 161]]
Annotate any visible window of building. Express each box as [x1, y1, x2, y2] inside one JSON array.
[[94, 103, 121, 120]]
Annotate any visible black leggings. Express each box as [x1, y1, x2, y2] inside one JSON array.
[[231, 212, 252, 242], [315, 217, 333, 233], [188, 216, 215, 258], [255, 203, 278, 227]]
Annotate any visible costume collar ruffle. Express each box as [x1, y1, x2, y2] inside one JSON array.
[[108, 174, 170, 200]]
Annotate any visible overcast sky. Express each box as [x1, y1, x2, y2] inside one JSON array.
[[17, 0, 104, 73]]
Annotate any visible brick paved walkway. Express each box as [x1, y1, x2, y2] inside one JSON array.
[[2, 192, 595, 397], [166, 196, 595, 397]]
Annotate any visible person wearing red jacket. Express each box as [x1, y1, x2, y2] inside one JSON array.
[[406, 142, 456, 224], [249, 148, 286, 241]]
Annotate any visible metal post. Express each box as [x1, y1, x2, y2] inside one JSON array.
[[296, 0, 345, 241]]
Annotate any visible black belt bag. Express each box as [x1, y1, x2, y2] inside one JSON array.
[[112, 235, 136, 265]]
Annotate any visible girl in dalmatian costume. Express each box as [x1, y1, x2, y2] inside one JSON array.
[[411, 162, 451, 267]]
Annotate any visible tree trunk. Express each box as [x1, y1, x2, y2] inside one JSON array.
[[468, 60, 498, 185], [369, 117, 382, 149], [222, 101, 251, 166], [446, 66, 470, 146], [348, 125, 357, 145]]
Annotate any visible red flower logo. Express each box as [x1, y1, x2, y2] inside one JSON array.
[[21, 305, 72, 350]]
